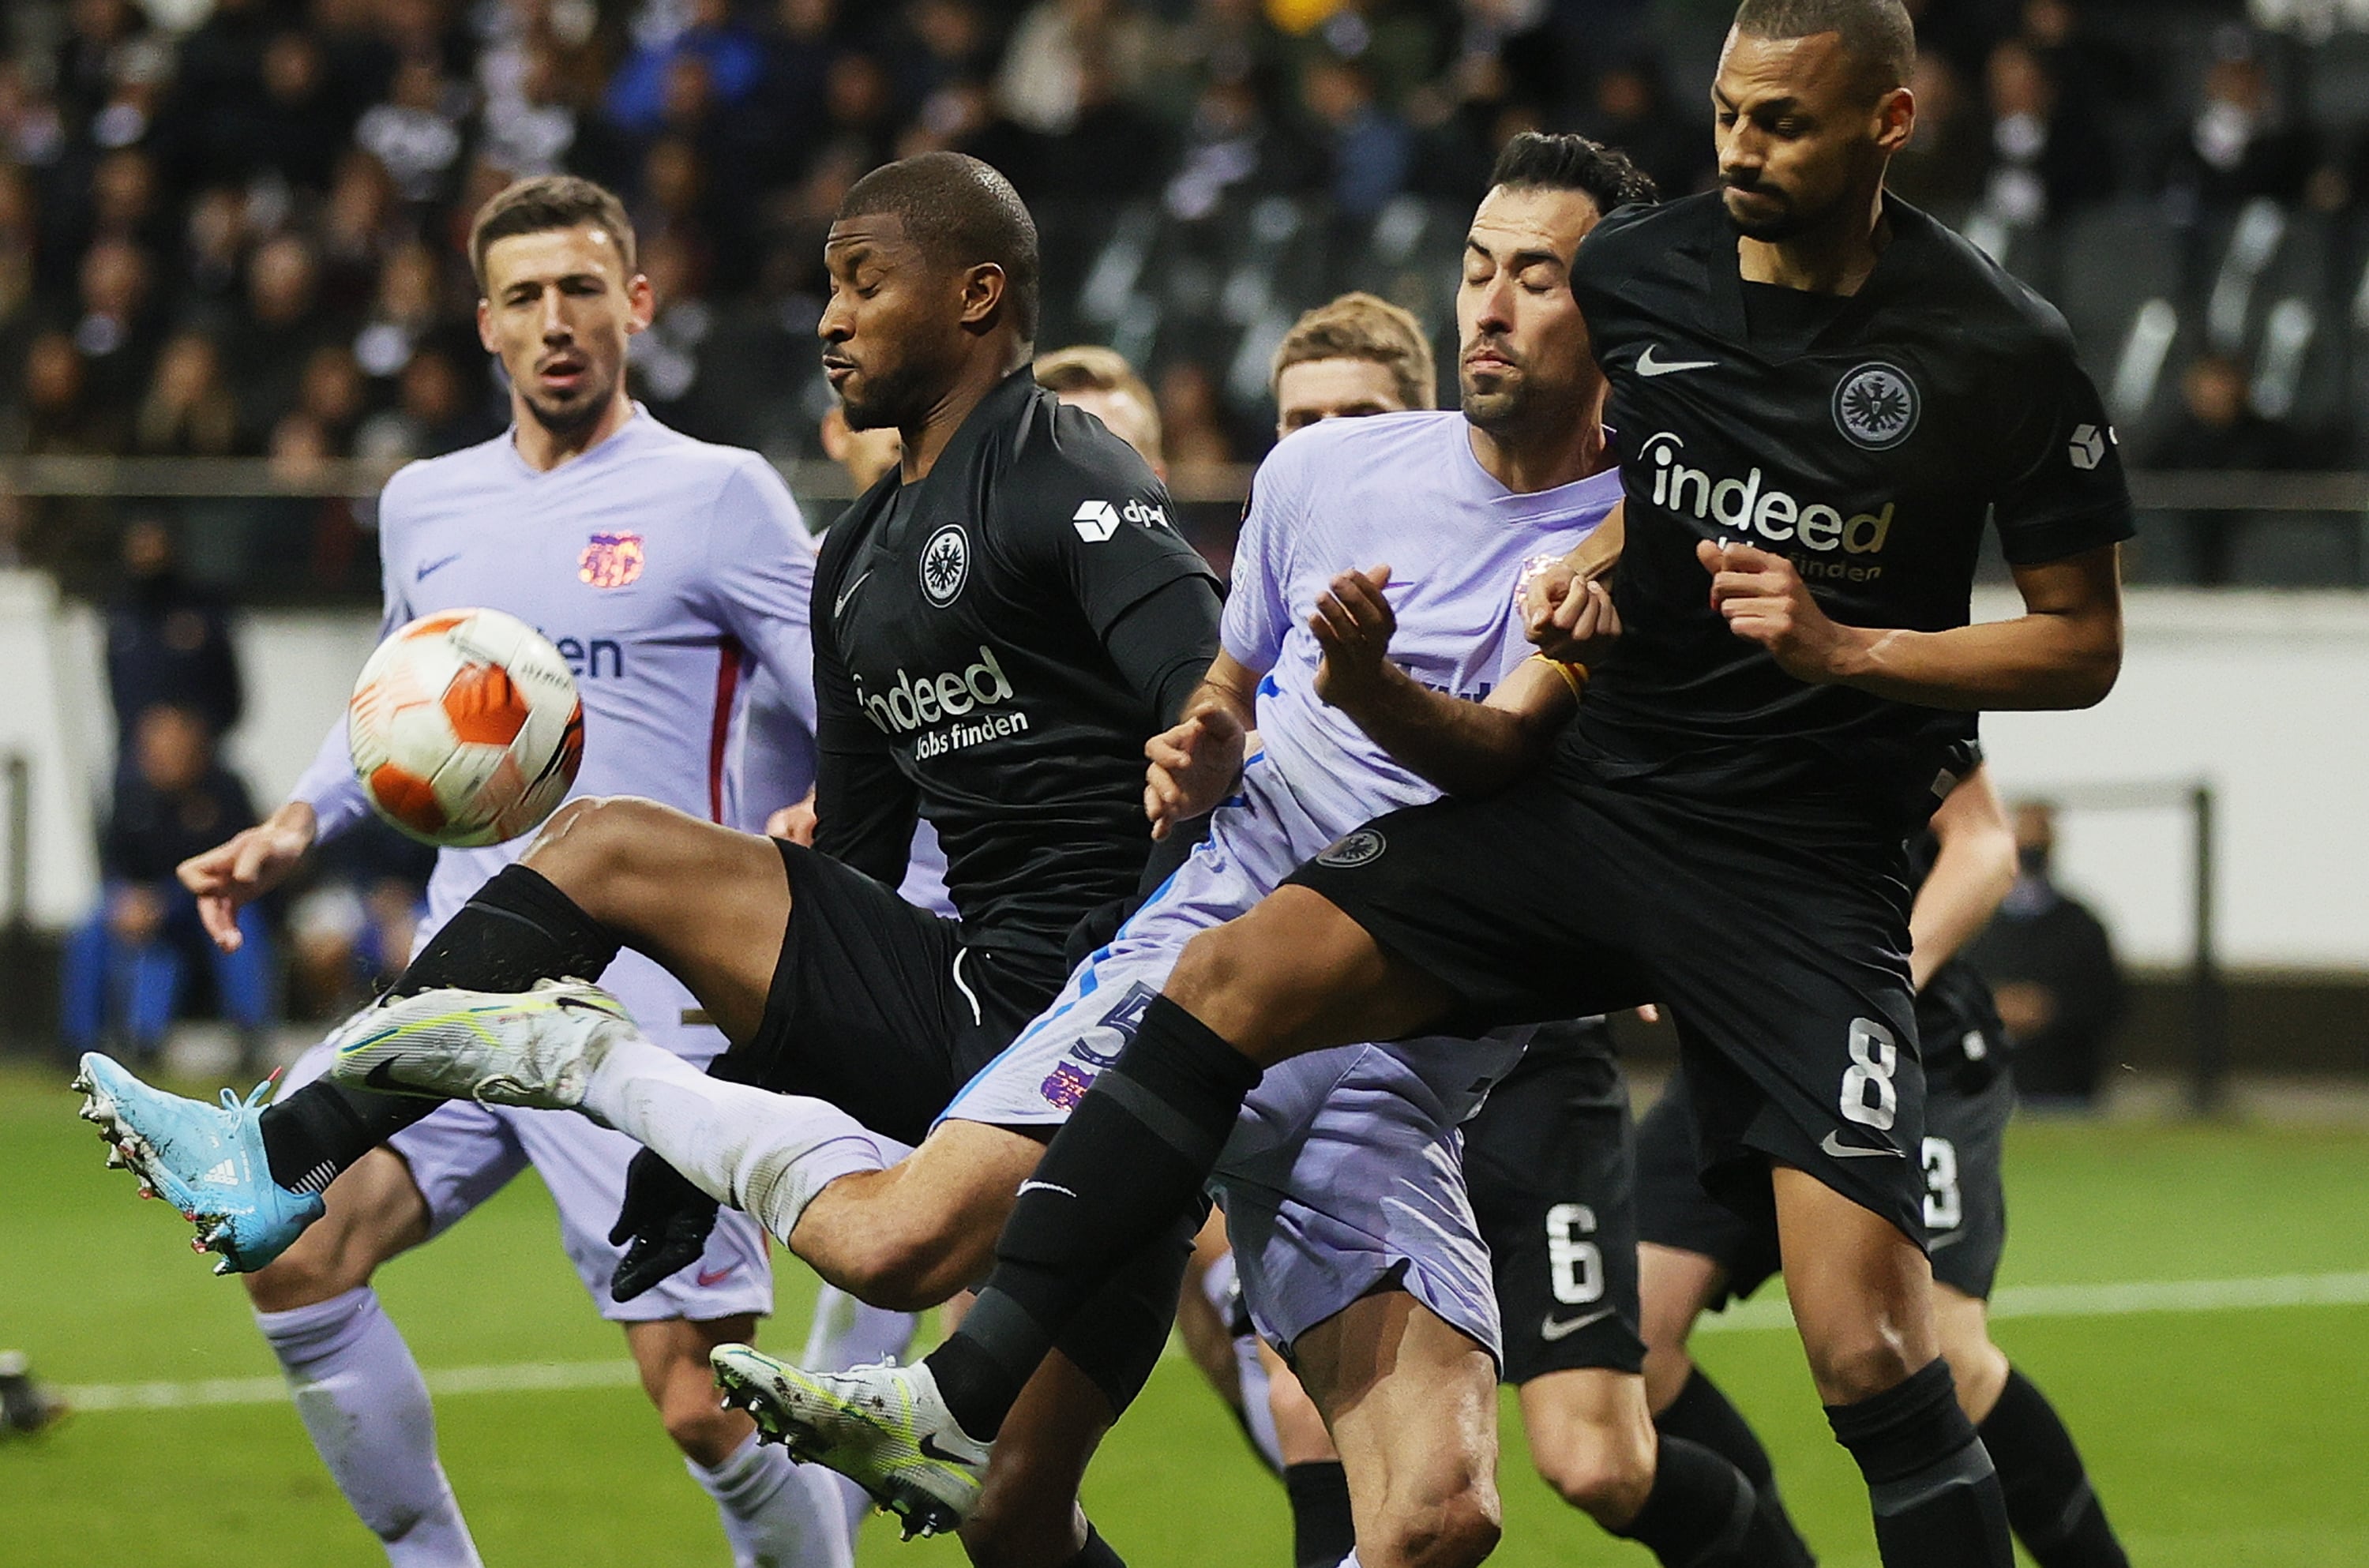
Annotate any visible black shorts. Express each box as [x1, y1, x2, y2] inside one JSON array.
[[1289, 761, 1928, 1245], [745, 841, 1187, 1409], [1636, 1055, 2014, 1305], [1462, 1019, 1647, 1381]]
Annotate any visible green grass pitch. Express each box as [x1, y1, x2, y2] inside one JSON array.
[[3, 1061, 2365, 1566]]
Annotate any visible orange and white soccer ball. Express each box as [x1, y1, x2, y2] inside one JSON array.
[[347, 608, 585, 846]]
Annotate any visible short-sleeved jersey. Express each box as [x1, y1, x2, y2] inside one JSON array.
[[1568, 193, 2134, 838], [1226, 411, 1620, 827], [813, 368, 1218, 953], [292, 408, 817, 936]]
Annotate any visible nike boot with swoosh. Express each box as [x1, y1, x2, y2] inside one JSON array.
[[73, 1056, 325, 1274], [709, 1346, 989, 1539], [321, 977, 633, 1110]]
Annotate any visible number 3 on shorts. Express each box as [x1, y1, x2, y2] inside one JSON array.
[[1838, 1018, 1899, 1131]]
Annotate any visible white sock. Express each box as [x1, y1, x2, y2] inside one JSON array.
[[689, 1431, 856, 1568], [801, 1283, 922, 1540], [255, 1287, 482, 1568], [1203, 1253, 1284, 1472], [1337, 1554, 1363, 1568], [581, 1031, 904, 1241]]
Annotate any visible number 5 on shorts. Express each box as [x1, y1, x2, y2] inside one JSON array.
[[1839, 1018, 1899, 1131]]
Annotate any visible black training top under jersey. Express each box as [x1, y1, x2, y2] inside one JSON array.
[[1567, 192, 2134, 838], [812, 367, 1220, 955]]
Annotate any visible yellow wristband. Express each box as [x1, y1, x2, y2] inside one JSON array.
[[1532, 653, 1588, 699]]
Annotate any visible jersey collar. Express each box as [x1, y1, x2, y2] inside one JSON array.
[[1704, 193, 1942, 360]]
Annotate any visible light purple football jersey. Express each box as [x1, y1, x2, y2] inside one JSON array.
[[1225, 408, 1621, 826], [291, 408, 816, 1053]]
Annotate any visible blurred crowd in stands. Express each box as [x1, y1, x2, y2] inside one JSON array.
[[4, 0, 2367, 598]]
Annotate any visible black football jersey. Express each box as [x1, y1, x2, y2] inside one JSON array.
[[813, 368, 1219, 953], [1567, 193, 2134, 837]]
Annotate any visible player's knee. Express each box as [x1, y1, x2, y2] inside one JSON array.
[[1368, 1479, 1501, 1568], [1531, 1421, 1655, 1527], [522, 796, 673, 905], [242, 1218, 377, 1312], [1805, 1329, 1921, 1407], [652, 1373, 744, 1461]]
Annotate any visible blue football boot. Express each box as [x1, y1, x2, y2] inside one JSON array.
[[73, 1055, 325, 1275]]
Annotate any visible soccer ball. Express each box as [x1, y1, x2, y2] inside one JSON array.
[[347, 608, 585, 847]]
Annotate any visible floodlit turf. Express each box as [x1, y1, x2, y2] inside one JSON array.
[[3, 1061, 2365, 1566]]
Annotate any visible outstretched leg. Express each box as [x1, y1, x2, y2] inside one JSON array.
[[927, 887, 1451, 1442], [258, 800, 790, 1204]]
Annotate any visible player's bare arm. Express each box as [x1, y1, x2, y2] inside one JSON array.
[[178, 800, 319, 952], [1144, 652, 1256, 839], [1909, 763, 2016, 992], [1699, 539, 2123, 710], [1311, 565, 1602, 797]]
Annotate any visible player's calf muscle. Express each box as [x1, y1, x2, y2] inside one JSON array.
[[793, 1126, 1036, 1308]]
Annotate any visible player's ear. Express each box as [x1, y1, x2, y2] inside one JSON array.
[[959, 262, 1008, 333], [475, 296, 497, 355], [624, 271, 655, 336], [1873, 84, 1915, 156]]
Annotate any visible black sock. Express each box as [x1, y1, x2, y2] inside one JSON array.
[[1613, 1435, 1754, 1566], [1657, 1367, 1815, 1566], [1979, 1367, 2129, 1568], [926, 995, 1260, 1439], [1284, 1461, 1355, 1568], [1826, 1359, 2014, 1568], [1063, 1523, 1125, 1567], [258, 865, 620, 1191]]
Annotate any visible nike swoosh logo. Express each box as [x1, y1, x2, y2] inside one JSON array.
[[415, 551, 464, 581], [1636, 344, 1718, 377], [918, 1431, 976, 1465], [363, 1060, 426, 1095], [695, 1265, 736, 1285], [1821, 1131, 1906, 1160], [1540, 1307, 1617, 1341], [1016, 1180, 1078, 1199], [832, 570, 872, 618]]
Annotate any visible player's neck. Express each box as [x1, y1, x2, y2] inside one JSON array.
[[899, 343, 1030, 484], [1465, 411, 1610, 495], [510, 390, 635, 473], [1737, 186, 1890, 296]]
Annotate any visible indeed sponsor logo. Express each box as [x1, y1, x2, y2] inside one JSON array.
[[854, 644, 1022, 739], [1644, 432, 1894, 571]]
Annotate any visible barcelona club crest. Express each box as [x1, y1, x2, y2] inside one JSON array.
[[579, 531, 646, 589]]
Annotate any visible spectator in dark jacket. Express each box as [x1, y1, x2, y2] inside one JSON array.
[[62, 703, 275, 1068], [104, 517, 244, 756], [1972, 801, 2127, 1108]]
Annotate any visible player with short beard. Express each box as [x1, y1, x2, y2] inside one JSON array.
[[771, 5, 2134, 1567]]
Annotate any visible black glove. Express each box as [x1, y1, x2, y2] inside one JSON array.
[[607, 1149, 720, 1304]]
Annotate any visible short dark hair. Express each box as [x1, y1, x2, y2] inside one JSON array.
[[838, 153, 1041, 340], [1488, 133, 1660, 216], [1732, 0, 1916, 97], [1271, 292, 1436, 411], [468, 174, 636, 291]]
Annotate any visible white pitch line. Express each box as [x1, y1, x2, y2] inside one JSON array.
[[55, 1270, 2369, 1412], [1695, 1269, 2369, 1334]]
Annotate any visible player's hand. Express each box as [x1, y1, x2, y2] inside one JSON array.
[[1144, 704, 1247, 842], [1698, 539, 1857, 683], [1308, 565, 1398, 710], [178, 801, 317, 953], [1523, 561, 1621, 664], [765, 789, 819, 846], [608, 1149, 721, 1303]]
